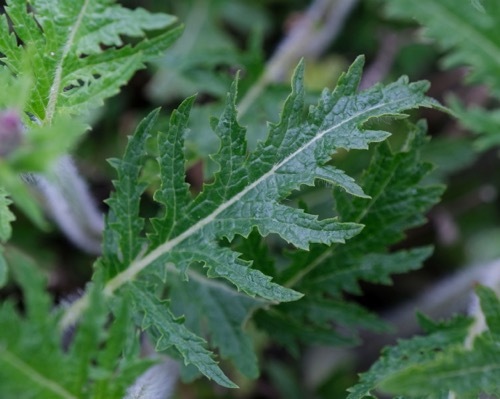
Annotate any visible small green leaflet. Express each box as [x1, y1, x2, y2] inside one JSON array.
[[347, 315, 473, 399]]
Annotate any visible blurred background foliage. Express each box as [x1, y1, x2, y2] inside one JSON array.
[[3, 0, 500, 397]]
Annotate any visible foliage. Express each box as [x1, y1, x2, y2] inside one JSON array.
[[384, 0, 500, 150], [349, 286, 500, 398], [85, 55, 438, 387], [0, 0, 499, 398], [0, 0, 180, 227], [0, 249, 151, 399]]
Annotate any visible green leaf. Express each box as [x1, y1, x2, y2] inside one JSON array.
[[476, 285, 500, 340], [349, 288, 500, 398], [380, 335, 500, 397], [448, 98, 500, 151], [127, 283, 238, 389], [0, 0, 180, 123], [385, 0, 500, 96], [169, 264, 264, 379], [102, 109, 160, 278], [151, 96, 195, 246], [384, 0, 500, 150], [258, 121, 443, 351], [0, 188, 15, 242], [118, 57, 436, 299], [0, 0, 180, 229], [90, 56, 438, 386], [0, 249, 149, 399], [146, 0, 264, 102], [347, 316, 473, 399], [0, 187, 16, 288], [303, 123, 442, 294]]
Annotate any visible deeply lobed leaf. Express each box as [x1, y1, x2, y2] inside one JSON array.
[[256, 121, 443, 351], [0, 0, 180, 123], [95, 56, 439, 384]]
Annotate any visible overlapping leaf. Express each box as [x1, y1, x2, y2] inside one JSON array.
[[0, 0, 180, 122], [0, 250, 149, 399], [169, 264, 264, 379], [255, 122, 443, 350], [349, 286, 500, 398], [386, 0, 500, 94], [97, 56, 438, 386], [0, 0, 181, 230], [142, 57, 437, 300], [385, 0, 500, 150]]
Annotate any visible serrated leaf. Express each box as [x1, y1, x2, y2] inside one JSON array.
[[258, 122, 443, 351], [91, 56, 439, 388], [380, 335, 500, 397], [103, 56, 436, 300], [0, 0, 180, 123], [347, 316, 472, 399], [151, 96, 195, 245], [350, 289, 500, 398], [170, 265, 264, 378], [102, 109, 160, 278], [127, 284, 238, 389], [385, 0, 500, 95], [294, 122, 443, 294]]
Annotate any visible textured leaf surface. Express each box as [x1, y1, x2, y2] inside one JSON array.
[[349, 287, 500, 398], [256, 122, 443, 350], [381, 287, 500, 397], [0, 0, 180, 123], [347, 316, 472, 399], [169, 265, 264, 378], [0, 0, 180, 229], [95, 57, 438, 386], [128, 284, 237, 389], [102, 109, 160, 278]]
